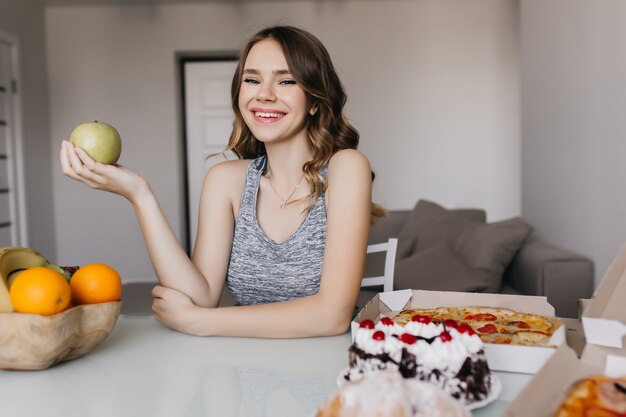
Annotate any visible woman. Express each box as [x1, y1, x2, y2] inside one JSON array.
[[60, 25, 377, 338]]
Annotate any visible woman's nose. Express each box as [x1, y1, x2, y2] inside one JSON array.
[[256, 83, 276, 102]]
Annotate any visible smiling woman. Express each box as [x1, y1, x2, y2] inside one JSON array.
[[59, 25, 380, 338], [238, 40, 310, 149]]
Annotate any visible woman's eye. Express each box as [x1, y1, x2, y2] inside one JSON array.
[[243, 78, 260, 84], [280, 79, 297, 85]]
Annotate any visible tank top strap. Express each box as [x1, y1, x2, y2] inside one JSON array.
[[253, 154, 268, 174], [319, 162, 329, 180], [239, 155, 266, 212]]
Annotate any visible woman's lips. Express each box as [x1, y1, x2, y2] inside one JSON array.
[[251, 109, 286, 124]]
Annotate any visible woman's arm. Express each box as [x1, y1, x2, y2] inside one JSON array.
[[152, 149, 372, 337], [59, 141, 241, 307]]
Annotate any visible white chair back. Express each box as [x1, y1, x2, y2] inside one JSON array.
[[361, 238, 398, 293]]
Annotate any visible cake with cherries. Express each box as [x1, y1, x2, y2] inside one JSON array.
[[343, 315, 493, 406]]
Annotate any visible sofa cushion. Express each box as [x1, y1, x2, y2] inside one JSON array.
[[396, 200, 487, 260], [394, 200, 532, 293], [395, 243, 486, 292]]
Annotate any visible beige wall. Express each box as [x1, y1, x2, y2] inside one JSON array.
[[521, 0, 626, 286], [0, 0, 56, 259], [46, 0, 521, 282]]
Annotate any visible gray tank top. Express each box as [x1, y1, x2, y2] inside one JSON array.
[[226, 155, 328, 305]]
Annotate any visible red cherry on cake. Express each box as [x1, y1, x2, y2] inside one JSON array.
[[360, 319, 375, 329], [439, 331, 453, 343], [444, 319, 458, 329], [372, 331, 386, 341], [399, 333, 417, 345], [457, 324, 476, 335], [380, 317, 395, 326], [411, 315, 431, 324]]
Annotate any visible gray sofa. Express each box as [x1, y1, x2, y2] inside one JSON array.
[[361, 208, 594, 318]]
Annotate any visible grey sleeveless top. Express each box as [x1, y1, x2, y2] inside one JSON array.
[[226, 155, 328, 305]]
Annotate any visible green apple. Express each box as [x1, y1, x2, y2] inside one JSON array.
[[69, 120, 122, 165]]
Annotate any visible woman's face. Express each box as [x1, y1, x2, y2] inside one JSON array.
[[238, 39, 310, 145]]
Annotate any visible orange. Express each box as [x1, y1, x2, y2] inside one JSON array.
[[70, 263, 122, 305], [9, 267, 72, 315]]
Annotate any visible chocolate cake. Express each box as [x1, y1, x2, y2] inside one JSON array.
[[344, 316, 493, 406]]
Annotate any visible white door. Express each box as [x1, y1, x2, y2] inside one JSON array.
[[184, 60, 238, 251], [0, 32, 27, 247]]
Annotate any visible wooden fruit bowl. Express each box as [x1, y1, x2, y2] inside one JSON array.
[[0, 301, 121, 371]]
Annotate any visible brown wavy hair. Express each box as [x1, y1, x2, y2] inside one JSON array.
[[225, 25, 385, 220]]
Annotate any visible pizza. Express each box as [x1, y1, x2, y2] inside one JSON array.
[[391, 306, 561, 346], [554, 375, 626, 416]]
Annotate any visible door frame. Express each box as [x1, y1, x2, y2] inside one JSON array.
[[0, 29, 28, 246], [176, 51, 238, 254]]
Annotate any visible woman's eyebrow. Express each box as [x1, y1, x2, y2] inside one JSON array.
[[243, 68, 292, 75]]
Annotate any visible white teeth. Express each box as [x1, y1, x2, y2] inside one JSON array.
[[255, 111, 283, 118]]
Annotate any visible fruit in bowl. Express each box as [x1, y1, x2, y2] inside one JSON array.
[[0, 247, 122, 370]]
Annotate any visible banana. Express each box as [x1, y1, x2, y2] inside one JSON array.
[[45, 262, 72, 282], [0, 247, 48, 312], [7, 269, 25, 287]]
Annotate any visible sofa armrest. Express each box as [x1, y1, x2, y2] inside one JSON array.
[[503, 238, 594, 318]]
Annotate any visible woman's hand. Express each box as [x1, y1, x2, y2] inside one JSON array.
[[60, 140, 149, 203], [152, 285, 206, 336]]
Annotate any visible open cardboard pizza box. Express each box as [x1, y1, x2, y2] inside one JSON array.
[[503, 335, 626, 416], [581, 243, 626, 349], [503, 243, 626, 415], [351, 289, 565, 374]]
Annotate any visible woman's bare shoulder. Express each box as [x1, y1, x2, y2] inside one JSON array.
[[200, 158, 251, 201], [327, 149, 370, 178], [204, 158, 250, 182]]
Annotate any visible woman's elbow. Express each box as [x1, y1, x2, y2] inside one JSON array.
[[316, 310, 353, 337]]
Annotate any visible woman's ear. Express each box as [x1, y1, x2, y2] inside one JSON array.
[[309, 105, 318, 116]]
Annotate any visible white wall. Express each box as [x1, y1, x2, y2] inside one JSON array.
[[46, 0, 521, 282], [521, 0, 626, 286], [0, 0, 56, 260]]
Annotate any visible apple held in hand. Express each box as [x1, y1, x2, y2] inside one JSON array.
[[69, 121, 122, 165]]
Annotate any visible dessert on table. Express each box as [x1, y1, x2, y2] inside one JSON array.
[[342, 315, 494, 407], [317, 370, 470, 417]]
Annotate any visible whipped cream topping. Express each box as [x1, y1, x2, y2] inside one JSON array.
[[408, 330, 472, 374], [354, 319, 484, 368], [456, 330, 484, 354], [354, 328, 386, 355], [375, 318, 405, 335], [403, 321, 446, 339]]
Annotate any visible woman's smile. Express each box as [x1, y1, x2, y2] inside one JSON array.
[[251, 107, 287, 124]]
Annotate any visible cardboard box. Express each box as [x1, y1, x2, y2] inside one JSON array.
[[582, 243, 626, 348], [561, 317, 586, 357], [503, 244, 626, 416], [351, 289, 565, 374], [503, 336, 626, 416]]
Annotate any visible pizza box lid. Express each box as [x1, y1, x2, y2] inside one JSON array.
[[503, 334, 626, 416], [351, 289, 565, 374], [582, 243, 626, 348]]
